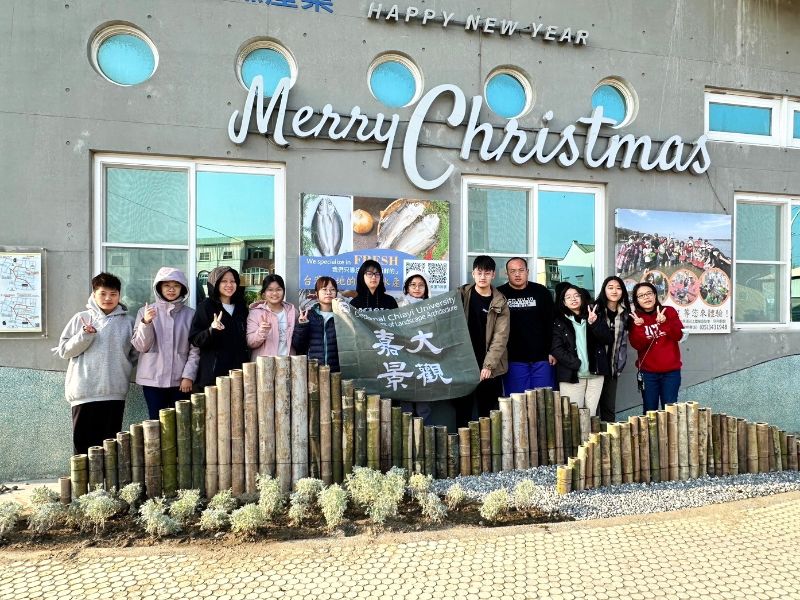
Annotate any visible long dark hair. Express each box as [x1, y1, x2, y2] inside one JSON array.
[[356, 260, 386, 296], [631, 281, 662, 313], [555, 284, 589, 320], [259, 274, 285, 298], [595, 276, 631, 315]]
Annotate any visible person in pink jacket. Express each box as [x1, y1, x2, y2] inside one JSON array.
[[132, 267, 200, 419], [246, 274, 297, 359]]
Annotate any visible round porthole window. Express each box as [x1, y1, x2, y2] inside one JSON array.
[[368, 54, 423, 109], [237, 40, 297, 95], [91, 25, 158, 86], [591, 78, 638, 127], [484, 69, 533, 119]]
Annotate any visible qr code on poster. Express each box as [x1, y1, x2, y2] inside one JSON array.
[[404, 260, 449, 294]]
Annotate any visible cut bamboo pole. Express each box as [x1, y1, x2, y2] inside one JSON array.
[[160, 408, 178, 496], [320, 365, 333, 484], [354, 389, 367, 468], [175, 400, 192, 491], [608, 424, 622, 486], [590, 416, 602, 433], [556, 465, 572, 494], [737, 418, 747, 475], [756, 423, 770, 473], [229, 370, 245, 496], [568, 457, 582, 492], [767, 425, 777, 472], [424, 426, 436, 476], [629, 416, 640, 483], [561, 396, 572, 460], [103, 438, 118, 492], [590, 433, 601, 488], [711, 413, 721, 476], [525, 390, 538, 467], [331, 372, 343, 483], [535, 388, 547, 465], [479, 417, 491, 473], [578, 408, 591, 445], [746, 422, 758, 474], [657, 410, 668, 481], [70, 454, 88, 499], [116, 431, 132, 489], [599, 432, 611, 487], [620, 422, 633, 484], [687, 402, 699, 480], [772, 427, 782, 472], [553, 391, 564, 464], [458, 427, 471, 476], [142, 419, 162, 498], [367, 394, 381, 471], [401, 412, 412, 474], [727, 416, 739, 476], [342, 394, 355, 476], [469, 421, 481, 475], [255, 356, 275, 478], [242, 362, 259, 493], [705, 410, 714, 476], [59, 477, 71, 505], [498, 397, 514, 471], [390, 407, 402, 469], [666, 404, 679, 481], [647, 411, 660, 484], [290, 355, 309, 488], [447, 434, 459, 479], [307, 360, 321, 479], [787, 435, 797, 471], [274, 358, 292, 493], [720, 413, 729, 476], [130, 423, 144, 486], [677, 403, 689, 481], [88, 446, 104, 492], [191, 393, 206, 495], [570, 402, 581, 458], [379, 397, 391, 474], [584, 442, 594, 489], [780, 430, 788, 472], [204, 386, 218, 497], [638, 415, 650, 484], [412, 416, 424, 474], [342, 378, 354, 400], [697, 408, 709, 477], [545, 388, 556, 464], [576, 445, 588, 491], [490, 409, 502, 472], [511, 393, 530, 470], [435, 426, 448, 479]]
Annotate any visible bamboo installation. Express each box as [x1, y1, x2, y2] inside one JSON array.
[[159, 408, 178, 496], [87, 446, 104, 491], [103, 438, 118, 491], [424, 425, 436, 476], [401, 412, 412, 474], [545, 388, 556, 464], [354, 389, 367, 468], [535, 388, 547, 466], [556, 464, 572, 495], [342, 393, 355, 476], [511, 393, 529, 470], [331, 372, 343, 483], [490, 409, 502, 473], [307, 360, 321, 479], [255, 356, 275, 478], [525, 389, 538, 467], [687, 402, 699, 479], [458, 427, 471, 476], [412, 417, 425, 474], [498, 397, 514, 471], [366, 394, 381, 470], [142, 419, 162, 498], [447, 434, 459, 478], [59, 476, 71, 505], [608, 424, 622, 486], [229, 369, 245, 495], [379, 397, 391, 474], [191, 393, 206, 495], [390, 407, 402, 470], [130, 423, 145, 486], [469, 421, 481, 475], [243, 362, 259, 493], [70, 454, 88, 499], [479, 417, 491, 473], [204, 385, 218, 497], [175, 399, 192, 491], [216, 375, 232, 492], [666, 404, 679, 481], [116, 431, 132, 489], [274, 358, 292, 493], [290, 355, 309, 488], [435, 426, 448, 479]]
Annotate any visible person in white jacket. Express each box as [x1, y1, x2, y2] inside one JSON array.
[[57, 272, 136, 454], [131, 267, 200, 419]]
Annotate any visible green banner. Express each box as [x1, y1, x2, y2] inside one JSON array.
[[333, 290, 480, 401]]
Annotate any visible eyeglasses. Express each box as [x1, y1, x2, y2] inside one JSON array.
[[507, 269, 527, 276], [318, 287, 337, 294], [408, 282, 426, 289], [474, 269, 494, 277], [564, 294, 581, 301], [364, 271, 381, 278], [636, 291, 655, 299]]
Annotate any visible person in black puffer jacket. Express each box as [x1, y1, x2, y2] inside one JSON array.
[[189, 266, 250, 389], [292, 276, 340, 371]]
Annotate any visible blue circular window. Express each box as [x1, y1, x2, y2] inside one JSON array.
[[368, 55, 421, 108], [591, 79, 637, 127], [241, 47, 292, 93], [92, 27, 157, 86], [485, 71, 531, 119]]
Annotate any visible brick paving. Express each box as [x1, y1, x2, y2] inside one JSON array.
[[1, 492, 799, 599]]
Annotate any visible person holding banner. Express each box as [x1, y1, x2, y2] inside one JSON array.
[[454, 255, 510, 428], [551, 284, 612, 416], [246, 274, 297, 359], [398, 271, 429, 306], [293, 276, 341, 372], [350, 260, 399, 310]]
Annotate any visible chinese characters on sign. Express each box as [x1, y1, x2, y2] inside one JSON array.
[[371, 329, 448, 390], [243, 0, 333, 13]]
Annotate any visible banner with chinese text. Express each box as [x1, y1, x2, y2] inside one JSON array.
[[332, 291, 479, 401]]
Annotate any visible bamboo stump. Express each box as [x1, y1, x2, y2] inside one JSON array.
[[620, 422, 633, 484], [354, 389, 367, 468], [746, 422, 758, 474], [629, 416, 640, 483], [590, 416, 602, 433], [562, 397, 572, 459], [771, 427, 781, 472], [544, 388, 556, 464], [666, 404, 679, 482], [720, 413, 730, 476], [498, 397, 514, 471], [584, 442, 594, 489], [647, 411, 660, 483], [88, 446, 104, 492], [159, 408, 178, 496], [677, 403, 689, 481], [469, 421, 481, 475], [204, 385, 219, 497], [576, 446, 588, 491], [511, 393, 530, 470], [490, 409, 502, 473], [568, 457, 582, 492], [657, 410, 669, 481], [435, 426, 448, 480], [711, 413, 722, 476], [290, 355, 309, 488], [786, 435, 798, 471], [756, 423, 770, 473], [525, 390, 538, 467], [412, 416, 424, 474], [608, 424, 622, 486], [175, 399, 192, 491], [424, 426, 436, 476], [255, 356, 276, 478], [274, 358, 292, 493], [737, 418, 747, 475], [590, 433, 601, 488], [780, 430, 788, 472], [59, 477, 71, 505], [401, 412, 412, 474], [579, 408, 591, 444], [70, 454, 88, 499], [242, 362, 259, 493], [638, 416, 650, 484], [103, 438, 118, 492], [390, 407, 402, 469], [379, 397, 391, 474], [331, 372, 343, 483], [479, 417, 491, 473], [556, 465, 572, 494], [229, 370, 245, 496], [599, 433, 611, 487], [687, 402, 699, 479], [142, 419, 162, 498], [727, 416, 739, 476], [116, 431, 132, 489], [458, 427, 471, 476], [307, 360, 321, 479], [367, 394, 381, 471], [342, 394, 355, 477], [553, 391, 564, 464], [130, 423, 145, 486], [535, 389, 547, 465], [447, 434, 459, 479], [570, 401, 581, 458], [191, 393, 206, 495], [697, 408, 709, 477]]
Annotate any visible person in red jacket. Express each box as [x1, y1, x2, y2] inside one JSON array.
[[629, 281, 685, 412]]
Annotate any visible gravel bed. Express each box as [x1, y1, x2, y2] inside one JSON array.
[[431, 466, 800, 521]]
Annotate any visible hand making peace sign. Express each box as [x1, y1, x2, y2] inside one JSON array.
[[80, 316, 96, 334], [587, 304, 598, 325], [142, 302, 157, 324], [258, 312, 271, 332], [655, 306, 666, 324], [631, 308, 644, 327], [298, 308, 310, 324], [210, 311, 225, 331]]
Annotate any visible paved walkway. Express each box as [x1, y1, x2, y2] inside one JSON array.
[[1, 492, 799, 599]]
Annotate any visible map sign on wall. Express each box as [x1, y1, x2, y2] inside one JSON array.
[[299, 193, 450, 300], [615, 210, 732, 334], [0, 249, 44, 333]]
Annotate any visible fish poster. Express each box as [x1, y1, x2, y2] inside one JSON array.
[[299, 193, 450, 297], [332, 291, 479, 401], [615, 209, 732, 334]]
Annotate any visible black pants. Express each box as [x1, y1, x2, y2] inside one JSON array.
[[142, 386, 189, 420], [72, 401, 125, 455], [453, 376, 503, 429], [598, 376, 618, 423]]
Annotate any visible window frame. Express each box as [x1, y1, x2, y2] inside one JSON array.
[[733, 193, 800, 330], [460, 175, 605, 293], [592, 77, 638, 129], [236, 39, 298, 93], [90, 24, 159, 87], [704, 91, 783, 146], [483, 67, 534, 120], [93, 154, 286, 308], [787, 100, 800, 149], [367, 52, 424, 109]]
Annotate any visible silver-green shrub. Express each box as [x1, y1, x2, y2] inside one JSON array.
[[30, 486, 60, 506], [208, 489, 238, 513], [199, 507, 230, 532], [28, 501, 67, 535], [256, 474, 284, 521], [418, 492, 447, 524], [229, 503, 267, 537], [479, 488, 510, 522], [319, 484, 348, 531], [0, 501, 23, 536], [76, 488, 121, 534], [512, 479, 538, 511], [444, 484, 467, 510], [139, 498, 181, 538], [169, 489, 201, 525]]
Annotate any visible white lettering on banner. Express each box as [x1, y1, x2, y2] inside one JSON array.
[[228, 76, 712, 191]]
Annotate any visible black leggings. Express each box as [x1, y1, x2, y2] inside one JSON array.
[[71, 401, 125, 455], [453, 376, 504, 429]]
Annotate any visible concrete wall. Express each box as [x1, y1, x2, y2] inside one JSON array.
[[2, 0, 800, 479]]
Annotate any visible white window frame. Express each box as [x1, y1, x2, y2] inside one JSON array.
[[460, 175, 605, 293], [787, 100, 800, 149], [93, 154, 286, 308], [705, 91, 781, 146], [733, 193, 800, 330]]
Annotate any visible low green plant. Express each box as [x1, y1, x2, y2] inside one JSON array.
[[256, 475, 283, 520], [230, 503, 267, 537], [345, 467, 407, 527], [139, 498, 181, 538], [407, 473, 432, 498], [319, 484, 348, 531], [169, 489, 201, 525], [199, 507, 230, 532], [76, 488, 121, 534], [119, 483, 143, 514], [293, 478, 323, 505], [479, 488, 510, 523], [444, 484, 467, 510], [0, 501, 23, 536], [208, 489, 238, 513], [30, 486, 60, 506], [512, 479, 538, 511], [28, 501, 67, 535], [419, 492, 447, 524]]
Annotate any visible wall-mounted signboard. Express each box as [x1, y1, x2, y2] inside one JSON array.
[[0, 247, 45, 334]]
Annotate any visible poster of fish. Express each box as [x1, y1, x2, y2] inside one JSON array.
[[615, 209, 732, 334], [299, 193, 450, 299]]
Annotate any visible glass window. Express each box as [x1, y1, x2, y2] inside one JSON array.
[[485, 72, 530, 119], [368, 55, 421, 108], [107, 248, 188, 317], [240, 47, 292, 93], [735, 263, 780, 323], [592, 84, 626, 125], [791, 206, 800, 322], [794, 111, 800, 140], [709, 102, 772, 136], [467, 187, 528, 254], [735, 203, 781, 261], [92, 27, 157, 86]]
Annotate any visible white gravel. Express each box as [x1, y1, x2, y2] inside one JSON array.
[[431, 466, 800, 521]]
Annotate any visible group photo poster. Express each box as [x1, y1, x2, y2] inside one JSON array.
[[298, 193, 450, 306], [615, 209, 732, 333]]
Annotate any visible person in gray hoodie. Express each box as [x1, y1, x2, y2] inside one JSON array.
[[132, 267, 201, 419], [57, 272, 136, 455]]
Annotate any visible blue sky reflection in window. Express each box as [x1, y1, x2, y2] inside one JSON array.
[[591, 84, 626, 125], [794, 111, 800, 139], [708, 103, 771, 136], [370, 60, 417, 108], [241, 48, 291, 95], [97, 34, 156, 86], [485, 73, 526, 119]]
